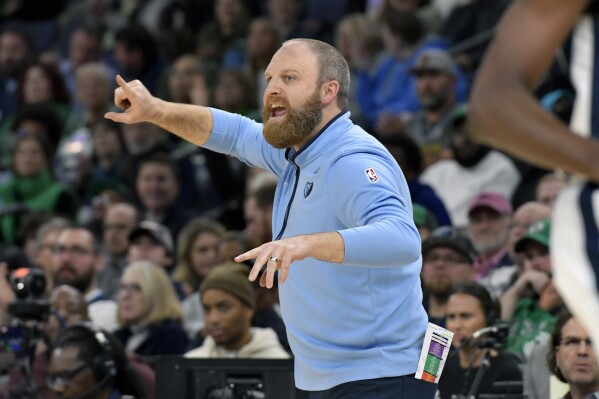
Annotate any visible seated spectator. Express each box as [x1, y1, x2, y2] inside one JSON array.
[[438, 282, 522, 399], [502, 220, 564, 360], [481, 201, 551, 299], [547, 309, 599, 399], [47, 323, 148, 399], [421, 226, 475, 328], [186, 263, 289, 359], [467, 192, 514, 281], [114, 261, 188, 357], [98, 202, 139, 300], [420, 106, 520, 227], [0, 133, 77, 244], [51, 225, 118, 331], [403, 49, 463, 166]]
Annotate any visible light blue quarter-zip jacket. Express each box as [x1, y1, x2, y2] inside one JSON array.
[[205, 108, 428, 391]]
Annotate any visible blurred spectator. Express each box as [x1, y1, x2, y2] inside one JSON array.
[[439, 0, 510, 83], [0, 28, 34, 119], [213, 68, 260, 120], [356, 8, 465, 133], [421, 226, 475, 328], [185, 263, 289, 359], [121, 123, 218, 213], [0, 103, 63, 171], [535, 173, 569, 210], [51, 225, 118, 331], [404, 49, 462, 166], [481, 201, 551, 299], [112, 24, 166, 95], [196, 0, 250, 67], [438, 282, 522, 399], [58, 24, 110, 108], [89, 119, 128, 181], [382, 134, 451, 226], [219, 230, 252, 263], [115, 261, 189, 357], [134, 153, 198, 240], [334, 12, 384, 128], [546, 310, 599, 399], [165, 53, 214, 106], [0, 134, 76, 243], [173, 218, 226, 338], [266, 0, 316, 42], [467, 192, 513, 281], [98, 202, 139, 300], [501, 220, 563, 360], [244, 180, 277, 248], [244, 17, 281, 110], [34, 217, 71, 296], [420, 106, 520, 226], [64, 62, 114, 136], [16, 62, 71, 122], [127, 221, 175, 274], [370, 0, 443, 35], [173, 218, 227, 297], [54, 131, 126, 227]]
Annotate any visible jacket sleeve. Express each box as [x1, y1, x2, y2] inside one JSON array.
[[328, 152, 421, 267]]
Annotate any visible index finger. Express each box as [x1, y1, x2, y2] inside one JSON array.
[[115, 75, 133, 96]]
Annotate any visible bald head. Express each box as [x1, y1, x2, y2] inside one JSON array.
[[103, 202, 139, 256], [508, 201, 552, 261]]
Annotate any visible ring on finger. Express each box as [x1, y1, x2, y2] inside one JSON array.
[[269, 256, 280, 263]]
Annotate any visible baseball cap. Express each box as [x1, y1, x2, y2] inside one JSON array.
[[129, 221, 174, 255], [413, 203, 438, 231], [409, 49, 457, 77], [468, 192, 513, 217], [514, 219, 551, 253], [422, 226, 476, 262]]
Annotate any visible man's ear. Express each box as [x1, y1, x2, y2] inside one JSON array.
[[321, 80, 340, 106]]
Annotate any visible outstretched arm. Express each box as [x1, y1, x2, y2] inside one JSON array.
[[105, 75, 214, 146], [469, 0, 599, 182]]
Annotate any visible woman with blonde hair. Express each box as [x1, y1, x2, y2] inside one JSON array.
[[114, 260, 189, 356]]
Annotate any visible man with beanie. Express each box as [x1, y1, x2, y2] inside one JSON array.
[[185, 263, 290, 359]]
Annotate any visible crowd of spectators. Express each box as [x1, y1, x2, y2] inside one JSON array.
[[0, 0, 594, 398]]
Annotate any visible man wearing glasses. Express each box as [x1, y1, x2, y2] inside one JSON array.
[[548, 310, 599, 399], [52, 226, 118, 331]]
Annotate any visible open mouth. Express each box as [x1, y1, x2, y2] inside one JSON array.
[[269, 105, 287, 120]]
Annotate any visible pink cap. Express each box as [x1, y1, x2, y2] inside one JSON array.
[[468, 192, 512, 216]]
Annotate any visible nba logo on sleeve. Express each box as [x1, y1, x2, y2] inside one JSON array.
[[365, 168, 379, 183]]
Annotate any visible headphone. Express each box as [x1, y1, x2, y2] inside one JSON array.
[[69, 322, 118, 384]]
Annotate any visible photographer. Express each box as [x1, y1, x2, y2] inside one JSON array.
[[438, 282, 522, 399]]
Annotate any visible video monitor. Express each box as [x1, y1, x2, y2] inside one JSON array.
[[155, 357, 309, 398]]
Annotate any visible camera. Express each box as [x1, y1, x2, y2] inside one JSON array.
[[1, 268, 51, 398]]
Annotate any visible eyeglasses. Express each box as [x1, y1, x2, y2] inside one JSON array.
[[52, 245, 93, 257], [560, 337, 593, 349], [46, 363, 89, 389]]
